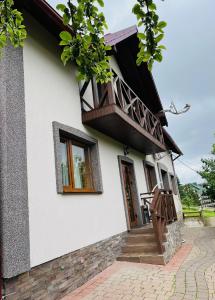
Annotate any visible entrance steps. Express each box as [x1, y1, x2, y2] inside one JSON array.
[[117, 226, 166, 265]]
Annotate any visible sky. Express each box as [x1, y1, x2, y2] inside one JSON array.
[[48, 0, 215, 184]]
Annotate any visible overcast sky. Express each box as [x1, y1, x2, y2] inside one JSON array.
[[48, 0, 215, 184]]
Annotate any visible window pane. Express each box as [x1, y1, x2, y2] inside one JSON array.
[[60, 141, 70, 186], [72, 144, 92, 189]]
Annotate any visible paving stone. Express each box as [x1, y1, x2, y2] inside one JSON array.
[[60, 227, 215, 300]]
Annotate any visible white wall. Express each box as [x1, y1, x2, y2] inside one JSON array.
[[23, 16, 130, 268], [145, 153, 182, 213], [23, 13, 181, 268]]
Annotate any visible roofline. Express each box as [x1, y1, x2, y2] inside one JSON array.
[[104, 25, 138, 46], [15, 0, 73, 36], [163, 128, 183, 155]]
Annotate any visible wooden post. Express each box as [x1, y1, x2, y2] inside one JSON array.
[[92, 77, 100, 108], [106, 77, 116, 105]]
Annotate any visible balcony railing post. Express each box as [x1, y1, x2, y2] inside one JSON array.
[[106, 78, 116, 105], [92, 77, 100, 109]]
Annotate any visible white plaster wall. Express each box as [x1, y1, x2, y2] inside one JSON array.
[[23, 14, 181, 268], [23, 16, 130, 268], [145, 153, 182, 213], [110, 56, 124, 79]]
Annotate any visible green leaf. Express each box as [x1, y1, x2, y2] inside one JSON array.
[[97, 0, 104, 7], [60, 31, 72, 41], [149, 3, 156, 11], [157, 21, 167, 29], [56, 4, 67, 12], [155, 34, 164, 43], [158, 45, 166, 50], [154, 53, 163, 62], [137, 33, 146, 40], [63, 13, 70, 25], [132, 3, 141, 15]]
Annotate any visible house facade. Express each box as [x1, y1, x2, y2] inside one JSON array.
[[1, 1, 183, 299]]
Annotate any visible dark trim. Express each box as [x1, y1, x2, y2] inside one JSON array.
[[143, 160, 158, 192], [118, 156, 143, 230], [52, 122, 103, 194], [0, 46, 30, 278]]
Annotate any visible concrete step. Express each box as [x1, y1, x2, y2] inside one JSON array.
[[122, 243, 158, 254], [129, 227, 154, 234], [126, 233, 156, 243], [117, 253, 165, 265]]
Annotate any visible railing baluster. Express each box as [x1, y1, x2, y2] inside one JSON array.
[[150, 188, 177, 254]]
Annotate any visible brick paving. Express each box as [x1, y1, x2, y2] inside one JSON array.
[[61, 227, 215, 300]]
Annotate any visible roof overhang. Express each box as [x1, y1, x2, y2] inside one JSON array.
[[105, 26, 168, 126], [15, 0, 72, 38], [163, 128, 183, 155]]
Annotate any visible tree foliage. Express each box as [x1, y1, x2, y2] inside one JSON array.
[[132, 0, 166, 70], [199, 139, 215, 201], [0, 0, 27, 54], [57, 0, 112, 83], [179, 183, 200, 208], [0, 0, 167, 80]]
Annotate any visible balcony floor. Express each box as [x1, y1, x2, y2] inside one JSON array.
[[82, 104, 166, 154]]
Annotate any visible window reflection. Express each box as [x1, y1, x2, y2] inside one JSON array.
[[72, 145, 91, 189], [60, 140, 70, 186]]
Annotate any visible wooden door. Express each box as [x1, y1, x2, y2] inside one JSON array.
[[122, 163, 137, 228]]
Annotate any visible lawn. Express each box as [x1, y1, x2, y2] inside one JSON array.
[[202, 210, 215, 218], [182, 206, 215, 218]]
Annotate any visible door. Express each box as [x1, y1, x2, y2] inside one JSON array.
[[121, 162, 138, 228]]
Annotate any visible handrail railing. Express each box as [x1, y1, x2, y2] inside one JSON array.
[[80, 70, 164, 145], [150, 188, 177, 254]]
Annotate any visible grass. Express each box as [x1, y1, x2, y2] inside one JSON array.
[[182, 206, 215, 218], [202, 210, 215, 218]]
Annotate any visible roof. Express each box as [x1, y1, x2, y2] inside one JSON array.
[[15, 0, 72, 38], [104, 25, 138, 46]]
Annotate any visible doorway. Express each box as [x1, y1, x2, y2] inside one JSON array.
[[118, 156, 142, 230]]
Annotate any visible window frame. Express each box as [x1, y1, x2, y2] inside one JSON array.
[[61, 137, 95, 193], [143, 161, 157, 192], [53, 122, 103, 194], [170, 173, 178, 195], [157, 163, 171, 191]]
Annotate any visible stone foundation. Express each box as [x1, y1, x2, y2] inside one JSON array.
[[164, 220, 183, 263], [3, 232, 126, 300]]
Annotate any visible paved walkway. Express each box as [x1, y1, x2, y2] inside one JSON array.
[[61, 227, 215, 300]]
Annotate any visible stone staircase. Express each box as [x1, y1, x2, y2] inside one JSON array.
[[117, 226, 166, 265]]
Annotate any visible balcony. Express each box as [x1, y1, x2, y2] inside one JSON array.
[[80, 71, 166, 154]]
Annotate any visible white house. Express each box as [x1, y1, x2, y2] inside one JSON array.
[[0, 1, 183, 299]]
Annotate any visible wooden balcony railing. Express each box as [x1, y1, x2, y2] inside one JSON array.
[[80, 70, 164, 147], [150, 188, 177, 254]]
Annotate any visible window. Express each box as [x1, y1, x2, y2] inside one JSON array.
[[144, 162, 157, 192], [60, 138, 94, 192], [170, 175, 177, 195], [161, 169, 170, 190], [53, 122, 103, 194]]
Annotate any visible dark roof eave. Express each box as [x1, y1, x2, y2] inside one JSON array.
[[163, 128, 183, 155]]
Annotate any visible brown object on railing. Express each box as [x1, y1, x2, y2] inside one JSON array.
[[150, 188, 177, 254]]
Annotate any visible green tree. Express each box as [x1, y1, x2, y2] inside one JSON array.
[[199, 139, 215, 201], [179, 183, 200, 208], [0, 0, 27, 54], [0, 0, 166, 81]]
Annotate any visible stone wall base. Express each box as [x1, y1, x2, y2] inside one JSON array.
[[3, 232, 126, 300], [164, 220, 183, 263]]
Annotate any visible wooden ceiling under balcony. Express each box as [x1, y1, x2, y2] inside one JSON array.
[[80, 73, 166, 155]]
